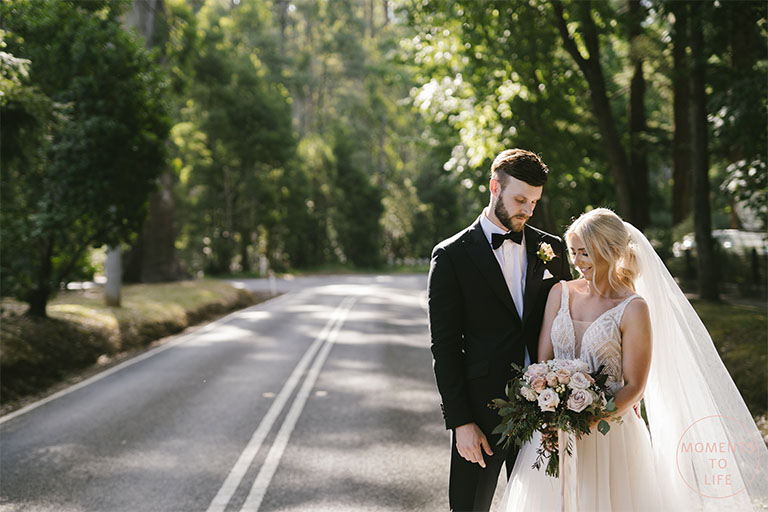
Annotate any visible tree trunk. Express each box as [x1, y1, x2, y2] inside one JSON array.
[[240, 229, 251, 273], [671, 1, 692, 225], [27, 236, 54, 317], [689, 1, 719, 301], [552, 1, 633, 222], [628, 0, 649, 230], [377, 114, 387, 181], [381, 0, 390, 27], [123, 1, 180, 283], [140, 171, 179, 282], [368, 0, 375, 37], [277, 0, 289, 58], [123, 0, 163, 48], [724, 2, 760, 229]]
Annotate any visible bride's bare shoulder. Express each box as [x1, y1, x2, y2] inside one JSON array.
[[565, 279, 588, 292], [621, 296, 650, 328]]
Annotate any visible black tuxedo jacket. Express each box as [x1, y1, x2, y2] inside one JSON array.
[[428, 217, 571, 437]]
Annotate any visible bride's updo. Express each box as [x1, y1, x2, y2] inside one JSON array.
[[565, 208, 639, 292]]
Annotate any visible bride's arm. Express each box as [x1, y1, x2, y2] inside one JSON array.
[[610, 298, 653, 418], [537, 282, 562, 362]]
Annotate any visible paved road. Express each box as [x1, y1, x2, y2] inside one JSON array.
[[0, 274, 508, 511]]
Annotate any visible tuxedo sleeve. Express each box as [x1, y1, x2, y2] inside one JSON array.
[[428, 245, 473, 430]]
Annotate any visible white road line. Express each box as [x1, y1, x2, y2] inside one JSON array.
[[206, 297, 356, 512], [0, 294, 289, 427], [239, 297, 357, 512]]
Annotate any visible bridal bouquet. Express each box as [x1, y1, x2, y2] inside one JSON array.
[[490, 359, 619, 477]]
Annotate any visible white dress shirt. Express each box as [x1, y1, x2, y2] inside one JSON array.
[[480, 208, 531, 367]]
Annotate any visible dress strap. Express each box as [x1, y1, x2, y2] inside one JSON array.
[[558, 280, 569, 312], [613, 294, 641, 322]]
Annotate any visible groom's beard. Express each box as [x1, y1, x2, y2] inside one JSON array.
[[494, 196, 528, 232]]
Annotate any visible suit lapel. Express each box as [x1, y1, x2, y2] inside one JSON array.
[[464, 218, 519, 320], [522, 225, 545, 325]]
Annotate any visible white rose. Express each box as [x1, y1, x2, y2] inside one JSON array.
[[537, 388, 560, 412], [549, 359, 568, 371], [572, 360, 590, 373], [568, 372, 591, 390], [520, 386, 537, 402], [567, 389, 593, 413]]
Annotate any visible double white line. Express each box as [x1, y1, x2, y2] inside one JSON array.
[[207, 296, 356, 512]]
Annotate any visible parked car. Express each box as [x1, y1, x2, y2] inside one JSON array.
[[668, 229, 767, 295], [672, 229, 768, 258]]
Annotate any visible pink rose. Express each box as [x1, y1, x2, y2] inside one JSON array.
[[546, 372, 559, 387], [556, 369, 571, 385], [568, 372, 591, 390], [566, 389, 593, 413], [525, 363, 548, 379], [531, 376, 547, 393]]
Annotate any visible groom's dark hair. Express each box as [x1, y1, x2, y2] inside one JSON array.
[[491, 149, 549, 187]]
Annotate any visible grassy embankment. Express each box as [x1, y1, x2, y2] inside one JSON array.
[[688, 300, 767, 430], [0, 279, 272, 412]]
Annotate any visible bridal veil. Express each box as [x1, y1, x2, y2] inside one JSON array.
[[626, 221, 768, 511]]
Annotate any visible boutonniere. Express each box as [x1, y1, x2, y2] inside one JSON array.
[[537, 242, 557, 263]]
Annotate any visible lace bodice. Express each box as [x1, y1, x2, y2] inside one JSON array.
[[550, 280, 640, 393]]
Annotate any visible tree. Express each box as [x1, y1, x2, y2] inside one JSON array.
[[402, 0, 619, 234], [0, 0, 169, 316], [331, 126, 384, 267], [709, 1, 767, 231], [627, 0, 650, 230], [173, 0, 295, 275], [688, 1, 718, 300], [551, 0, 636, 225], [122, 0, 183, 283], [669, 0, 692, 225]]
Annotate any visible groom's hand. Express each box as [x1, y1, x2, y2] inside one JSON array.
[[455, 422, 493, 468]]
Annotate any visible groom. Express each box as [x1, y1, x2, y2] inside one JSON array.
[[428, 149, 571, 511]]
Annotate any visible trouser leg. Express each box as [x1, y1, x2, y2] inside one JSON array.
[[448, 429, 508, 512]]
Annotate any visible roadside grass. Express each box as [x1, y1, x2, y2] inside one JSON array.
[[0, 280, 272, 410], [689, 300, 767, 421]]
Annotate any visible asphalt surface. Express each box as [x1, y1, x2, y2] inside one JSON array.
[[0, 274, 509, 511]]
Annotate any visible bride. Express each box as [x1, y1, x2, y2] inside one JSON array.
[[498, 208, 768, 511]]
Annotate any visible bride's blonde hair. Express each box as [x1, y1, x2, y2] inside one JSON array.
[[565, 208, 639, 293]]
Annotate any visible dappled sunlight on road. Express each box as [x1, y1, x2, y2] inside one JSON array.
[[1, 275, 446, 511], [236, 310, 272, 321], [183, 323, 270, 347]]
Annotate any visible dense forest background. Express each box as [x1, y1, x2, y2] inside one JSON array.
[[1, 0, 766, 316]]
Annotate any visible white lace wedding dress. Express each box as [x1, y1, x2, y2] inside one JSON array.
[[498, 281, 664, 511]]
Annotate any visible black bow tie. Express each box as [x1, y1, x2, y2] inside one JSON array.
[[491, 230, 523, 249]]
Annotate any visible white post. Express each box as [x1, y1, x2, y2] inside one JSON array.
[[269, 270, 277, 296], [105, 245, 122, 307]]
